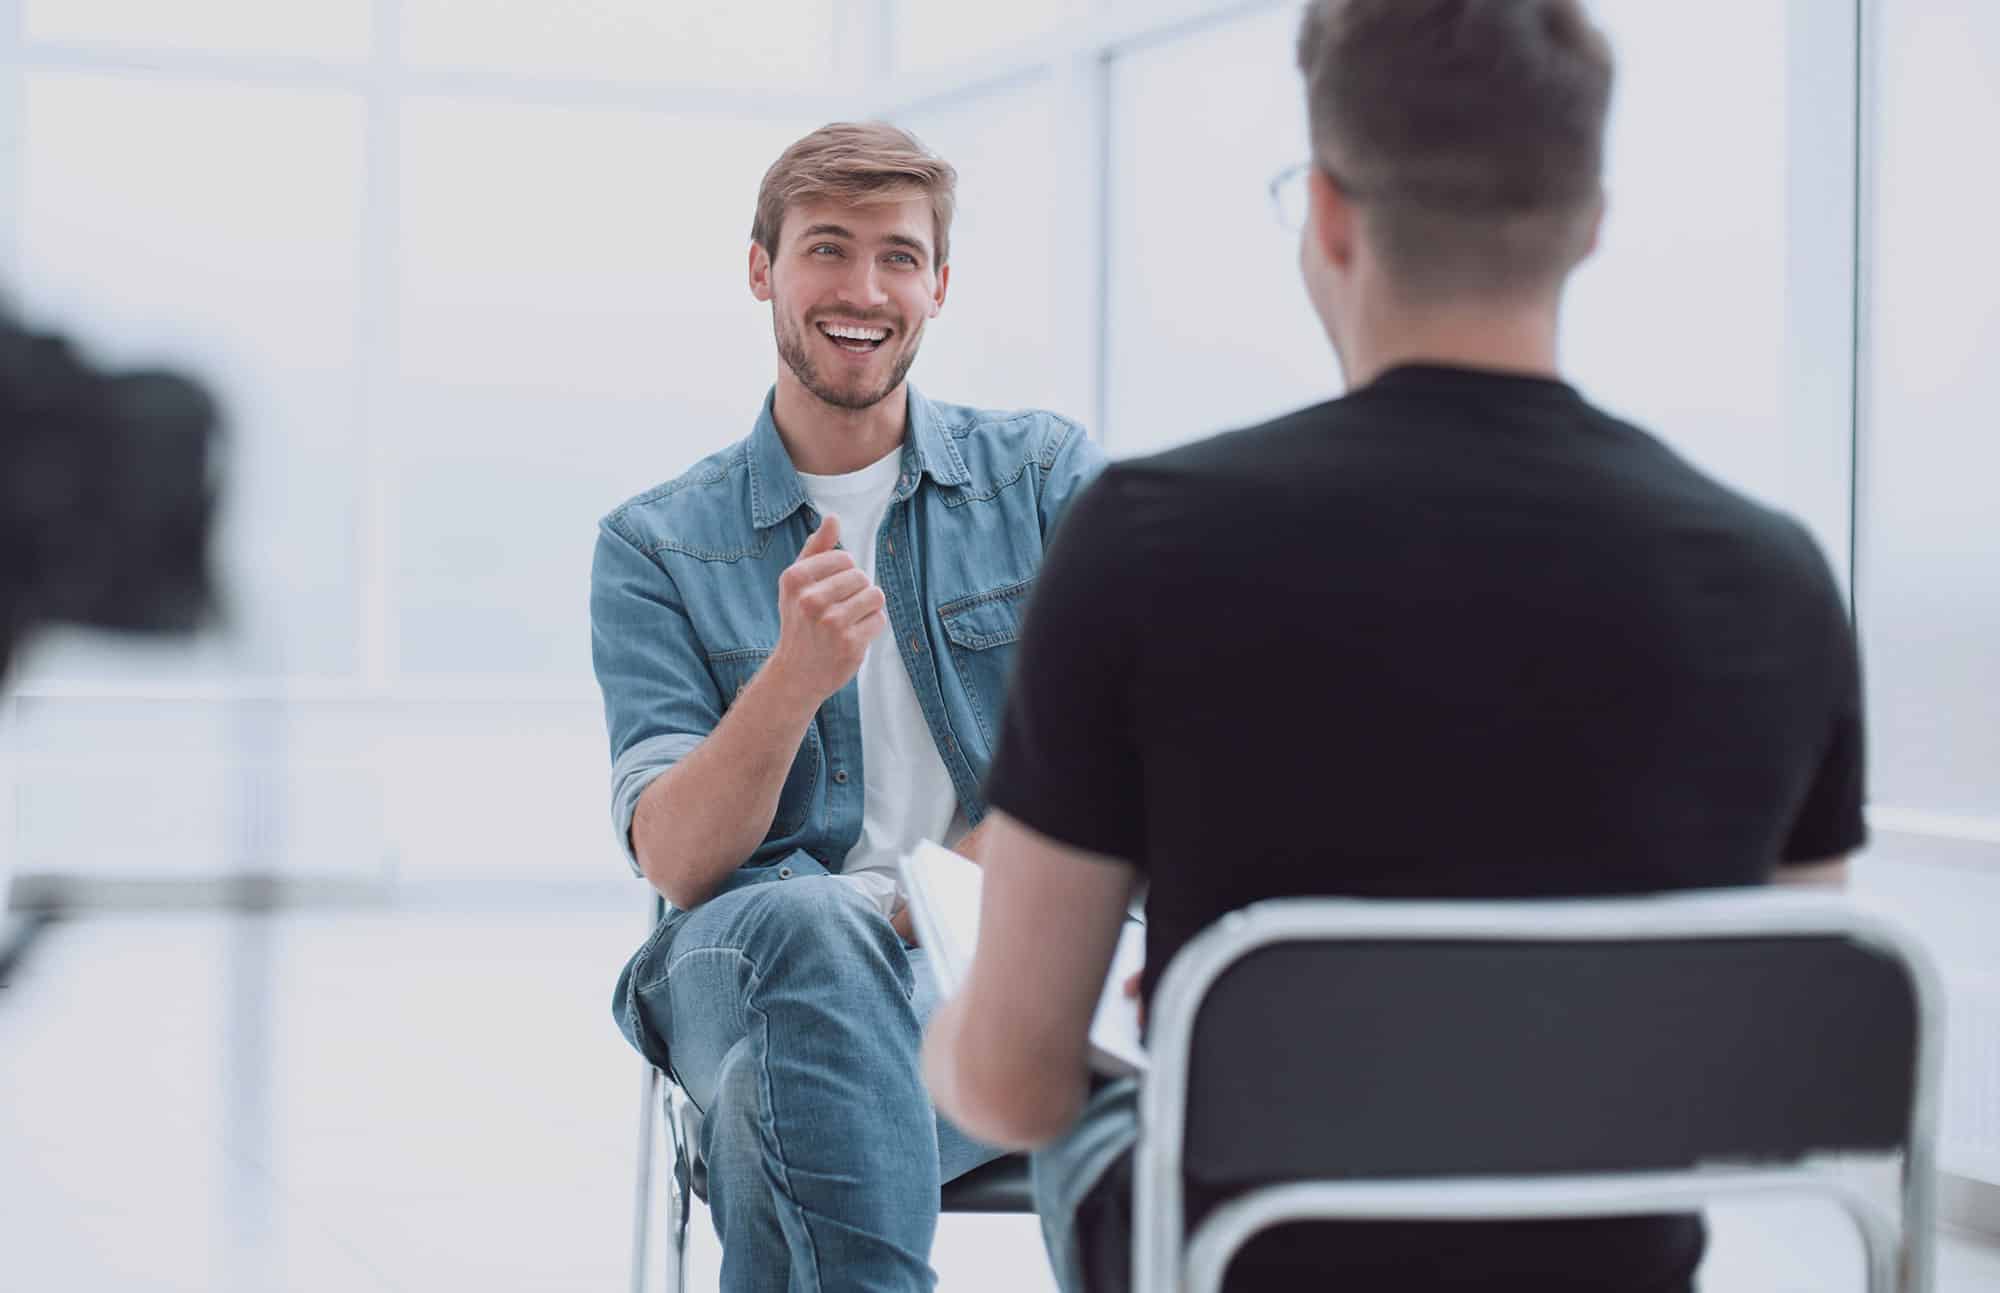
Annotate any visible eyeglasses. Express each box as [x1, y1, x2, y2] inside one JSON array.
[[1268, 161, 1314, 232], [1267, 160, 1366, 232]]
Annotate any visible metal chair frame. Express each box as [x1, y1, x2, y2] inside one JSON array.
[[631, 1059, 699, 1293], [1135, 892, 1944, 1293]]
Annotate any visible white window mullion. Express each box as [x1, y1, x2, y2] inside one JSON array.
[[1051, 46, 1112, 441], [355, 0, 401, 693], [0, 0, 25, 282]]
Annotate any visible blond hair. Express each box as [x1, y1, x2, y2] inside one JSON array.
[[752, 122, 959, 265]]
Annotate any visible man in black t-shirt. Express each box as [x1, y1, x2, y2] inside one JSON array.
[[919, 2, 1865, 1290]]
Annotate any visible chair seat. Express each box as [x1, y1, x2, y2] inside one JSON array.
[[940, 1153, 1035, 1213]]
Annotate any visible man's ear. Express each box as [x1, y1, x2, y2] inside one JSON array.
[[1308, 167, 1358, 274], [1579, 187, 1607, 262], [748, 241, 773, 302], [929, 262, 949, 318]]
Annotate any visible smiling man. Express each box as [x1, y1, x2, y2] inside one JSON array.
[[590, 122, 1103, 1293]]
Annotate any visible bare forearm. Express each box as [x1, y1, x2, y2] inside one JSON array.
[[923, 995, 1084, 1150], [629, 513, 886, 909], [632, 662, 820, 908], [922, 814, 1135, 1149]]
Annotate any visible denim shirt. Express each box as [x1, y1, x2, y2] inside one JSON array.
[[594, 387, 1103, 1066], [591, 384, 1105, 898]]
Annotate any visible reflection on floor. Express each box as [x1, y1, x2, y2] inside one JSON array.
[[1, 907, 1996, 1292]]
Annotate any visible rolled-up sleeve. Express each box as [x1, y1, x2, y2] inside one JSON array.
[[590, 518, 722, 874]]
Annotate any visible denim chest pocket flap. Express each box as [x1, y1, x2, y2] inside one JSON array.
[[938, 577, 1034, 651], [706, 647, 821, 838]]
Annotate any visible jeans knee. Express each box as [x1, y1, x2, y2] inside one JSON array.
[[748, 876, 902, 972], [760, 873, 874, 922]]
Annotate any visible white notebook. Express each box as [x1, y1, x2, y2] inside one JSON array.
[[898, 839, 1148, 1076]]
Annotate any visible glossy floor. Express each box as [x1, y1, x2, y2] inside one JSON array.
[[1, 905, 1995, 1292]]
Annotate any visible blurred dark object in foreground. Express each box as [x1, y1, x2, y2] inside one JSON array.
[[1, 309, 222, 683], [1, 307, 221, 984]]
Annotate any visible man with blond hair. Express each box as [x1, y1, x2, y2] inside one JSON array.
[[591, 121, 1103, 1291], [924, 2, 1865, 1290]]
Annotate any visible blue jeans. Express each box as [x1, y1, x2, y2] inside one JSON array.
[[1030, 1079, 1140, 1293], [639, 874, 1002, 1293]]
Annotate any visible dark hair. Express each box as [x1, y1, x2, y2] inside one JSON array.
[[1295, 0, 1614, 299], [752, 122, 958, 266]]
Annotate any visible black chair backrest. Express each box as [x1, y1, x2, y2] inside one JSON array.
[[1184, 935, 1919, 1190]]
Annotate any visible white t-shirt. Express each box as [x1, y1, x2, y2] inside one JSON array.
[[798, 448, 969, 917]]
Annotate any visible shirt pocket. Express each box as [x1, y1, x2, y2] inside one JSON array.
[[937, 577, 1034, 750], [705, 647, 823, 840]]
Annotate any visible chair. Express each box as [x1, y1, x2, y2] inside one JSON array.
[[1135, 892, 1943, 1293], [629, 895, 1035, 1293]]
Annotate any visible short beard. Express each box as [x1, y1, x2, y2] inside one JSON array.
[[774, 310, 920, 412]]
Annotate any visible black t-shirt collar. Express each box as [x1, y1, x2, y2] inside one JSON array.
[[1363, 362, 1582, 402]]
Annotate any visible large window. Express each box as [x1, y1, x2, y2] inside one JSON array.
[[1103, 0, 1858, 588], [394, 102, 810, 678], [899, 77, 1093, 423], [0, 5, 1921, 850], [27, 0, 372, 60], [1565, 0, 1857, 580], [894, 0, 1075, 72], [1103, 5, 1333, 456], [1861, 0, 2000, 827], [4, 0, 1997, 1205], [1860, 0, 2000, 1186], [399, 0, 840, 87], [3, 5, 859, 886], [20, 73, 369, 681]]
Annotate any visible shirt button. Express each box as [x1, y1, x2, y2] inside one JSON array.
[[778, 866, 794, 879], [885, 539, 895, 556], [832, 769, 849, 784], [908, 635, 922, 653]]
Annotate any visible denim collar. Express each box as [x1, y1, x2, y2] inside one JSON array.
[[746, 384, 970, 530]]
